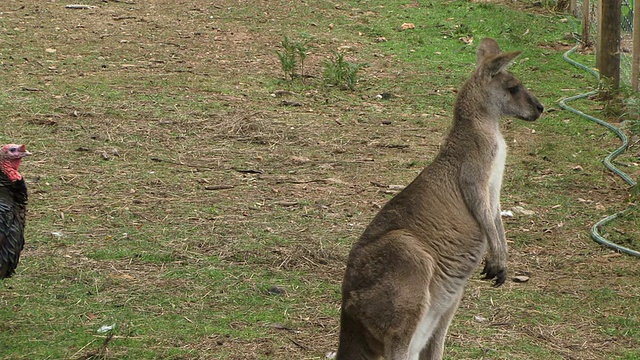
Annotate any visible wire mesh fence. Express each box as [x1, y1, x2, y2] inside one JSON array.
[[573, 0, 636, 87], [621, 0, 634, 86]]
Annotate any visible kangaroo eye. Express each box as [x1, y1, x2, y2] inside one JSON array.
[[508, 85, 520, 94]]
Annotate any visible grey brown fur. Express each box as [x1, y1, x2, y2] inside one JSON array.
[[336, 38, 543, 360]]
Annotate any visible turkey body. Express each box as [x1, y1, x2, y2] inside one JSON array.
[[0, 173, 27, 279]]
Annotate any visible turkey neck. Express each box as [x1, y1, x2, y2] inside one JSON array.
[[0, 159, 22, 182]]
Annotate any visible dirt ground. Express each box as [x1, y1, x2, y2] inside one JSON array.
[[1, 0, 639, 359]]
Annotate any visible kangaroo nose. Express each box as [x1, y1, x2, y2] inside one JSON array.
[[536, 103, 544, 113]]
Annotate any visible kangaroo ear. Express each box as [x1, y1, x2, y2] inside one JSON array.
[[481, 51, 521, 77], [476, 38, 501, 65]]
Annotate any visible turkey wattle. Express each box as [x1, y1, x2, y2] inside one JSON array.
[[0, 144, 30, 279]]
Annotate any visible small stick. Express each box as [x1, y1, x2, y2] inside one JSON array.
[[288, 337, 309, 350], [204, 185, 235, 191], [65, 4, 97, 9]]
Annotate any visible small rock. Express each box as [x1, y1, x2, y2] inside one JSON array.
[[513, 275, 530, 283]]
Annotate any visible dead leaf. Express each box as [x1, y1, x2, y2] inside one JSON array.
[[459, 36, 473, 45], [338, 45, 356, 52], [400, 23, 415, 30], [290, 156, 310, 164], [512, 275, 530, 283], [474, 315, 488, 323], [107, 273, 136, 281], [511, 206, 536, 216], [267, 285, 288, 296]]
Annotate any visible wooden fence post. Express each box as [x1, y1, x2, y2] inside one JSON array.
[[583, 0, 590, 48], [597, 0, 621, 95]]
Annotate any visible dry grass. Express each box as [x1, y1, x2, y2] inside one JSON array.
[[0, 1, 638, 359]]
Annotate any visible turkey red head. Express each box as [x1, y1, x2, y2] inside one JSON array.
[[0, 144, 31, 182]]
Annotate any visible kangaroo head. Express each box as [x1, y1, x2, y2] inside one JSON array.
[[474, 38, 543, 121]]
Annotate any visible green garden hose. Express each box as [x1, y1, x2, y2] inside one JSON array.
[[558, 29, 639, 257]]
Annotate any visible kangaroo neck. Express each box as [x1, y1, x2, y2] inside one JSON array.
[[450, 108, 501, 143]]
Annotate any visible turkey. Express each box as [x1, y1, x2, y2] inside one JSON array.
[[0, 144, 30, 279]]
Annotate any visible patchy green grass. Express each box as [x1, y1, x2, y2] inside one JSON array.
[[0, 0, 638, 359]]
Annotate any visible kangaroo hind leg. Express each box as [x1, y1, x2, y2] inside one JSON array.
[[336, 310, 383, 360], [418, 290, 464, 360], [341, 230, 437, 360]]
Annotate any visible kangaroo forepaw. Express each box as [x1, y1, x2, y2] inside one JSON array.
[[481, 262, 507, 287]]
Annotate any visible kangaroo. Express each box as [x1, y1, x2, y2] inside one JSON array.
[[336, 38, 544, 360]]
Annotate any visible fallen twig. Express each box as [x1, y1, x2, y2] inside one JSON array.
[[204, 185, 235, 191], [65, 4, 97, 9], [150, 157, 218, 169], [234, 168, 263, 174], [288, 337, 309, 350]]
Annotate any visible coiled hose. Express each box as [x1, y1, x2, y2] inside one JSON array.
[[558, 28, 639, 257]]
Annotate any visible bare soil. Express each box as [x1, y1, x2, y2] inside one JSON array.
[[1, 1, 639, 359]]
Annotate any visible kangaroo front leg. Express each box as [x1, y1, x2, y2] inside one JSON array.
[[460, 161, 508, 287], [481, 206, 508, 286]]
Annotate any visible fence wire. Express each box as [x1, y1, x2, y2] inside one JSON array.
[[574, 0, 635, 87]]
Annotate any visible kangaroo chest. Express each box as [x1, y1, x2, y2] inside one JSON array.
[[488, 133, 507, 205]]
